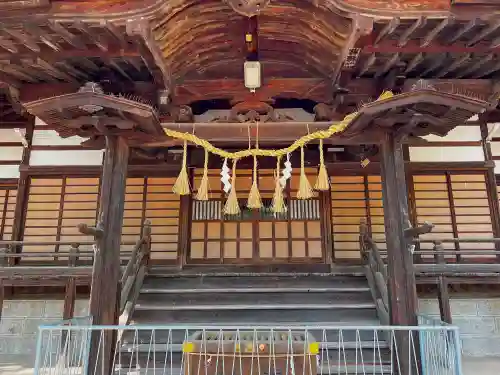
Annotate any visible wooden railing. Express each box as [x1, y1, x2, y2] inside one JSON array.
[[360, 219, 390, 325], [0, 220, 152, 324], [360, 219, 500, 324], [119, 220, 151, 325]]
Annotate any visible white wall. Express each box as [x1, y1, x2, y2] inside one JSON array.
[[410, 126, 484, 162]]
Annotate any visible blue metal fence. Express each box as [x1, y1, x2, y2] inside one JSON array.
[[33, 321, 462, 375]]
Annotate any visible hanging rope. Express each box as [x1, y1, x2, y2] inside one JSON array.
[[172, 140, 190, 195], [314, 139, 329, 191]]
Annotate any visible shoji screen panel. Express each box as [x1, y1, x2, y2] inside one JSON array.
[[330, 175, 366, 260], [24, 177, 100, 259], [367, 176, 385, 250], [122, 178, 146, 254], [450, 173, 494, 259], [412, 174, 455, 260], [0, 185, 16, 241], [59, 177, 100, 253], [123, 177, 180, 262], [145, 177, 180, 261], [24, 178, 64, 257]]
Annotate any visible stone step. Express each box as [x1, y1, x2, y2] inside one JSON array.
[[141, 275, 369, 294], [135, 292, 374, 311], [131, 308, 379, 325]]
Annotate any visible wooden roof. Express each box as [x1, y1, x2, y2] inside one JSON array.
[[1, 0, 500, 140]]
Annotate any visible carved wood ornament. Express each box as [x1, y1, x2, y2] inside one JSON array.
[[225, 0, 271, 17]]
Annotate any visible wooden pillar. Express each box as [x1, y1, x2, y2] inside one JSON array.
[[380, 132, 419, 374], [10, 116, 34, 266], [479, 120, 500, 262], [178, 194, 192, 269], [380, 132, 418, 326], [319, 190, 333, 266], [88, 135, 129, 374]]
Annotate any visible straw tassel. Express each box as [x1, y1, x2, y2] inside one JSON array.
[[272, 156, 286, 214], [223, 159, 240, 215], [314, 139, 329, 191], [172, 140, 190, 195], [195, 148, 209, 200], [296, 146, 313, 199], [247, 155, 262, 209]]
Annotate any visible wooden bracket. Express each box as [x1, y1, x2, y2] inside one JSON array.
[[405, 222, 434, 239]]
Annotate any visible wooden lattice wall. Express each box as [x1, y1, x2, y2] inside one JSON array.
[[0, 183, 16, 241], [331, 172, 495, 262], [21, 176, 180, 262]]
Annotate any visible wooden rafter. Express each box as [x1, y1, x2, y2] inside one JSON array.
[[357, 54, 377, 77], [47, 22, 86, 50], [421, 18, 453, 47], [404, 53, 425, 74], [434, 54, 471, 78], [472, 59, 500, 78], [363, 39, 500, 54], [399, 17, 426, 47], [446, 18, 479, 44], [374, 18, 400, 45], [467, 19, 500, 46], [374, 54, 400, 78], [456, 53, 494, 78]]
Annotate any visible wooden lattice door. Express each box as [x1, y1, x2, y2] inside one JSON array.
[[189, 168, 325, 264]]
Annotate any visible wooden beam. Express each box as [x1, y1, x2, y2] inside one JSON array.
[[148, 123, 387, 145], [126, 21, 171, 89], [0, 44, 141, 62], [88, 136, 129, 374], [363, 38, 500, 54], [332, 15, 373, 83], [0, 267, 93, 279]]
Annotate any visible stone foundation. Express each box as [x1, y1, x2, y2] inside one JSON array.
[[0, 299, 88, 357], [419, 298, 500, 356], [1, 297, 499, 358]]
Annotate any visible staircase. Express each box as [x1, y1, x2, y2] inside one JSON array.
[[119, 268, 390, 374]]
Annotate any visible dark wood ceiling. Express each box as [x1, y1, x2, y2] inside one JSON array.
[[153, 0, 351, 80], [1, 0, 500, 120]]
